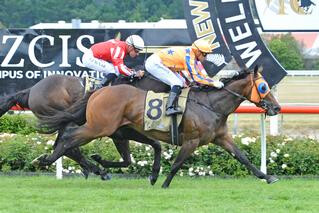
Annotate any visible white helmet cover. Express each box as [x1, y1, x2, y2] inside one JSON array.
[[125, 35, 145, 50]]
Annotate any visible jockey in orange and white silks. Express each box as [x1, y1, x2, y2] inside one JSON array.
[[82, 35, 145, 87], [145, 39, 224, 116]]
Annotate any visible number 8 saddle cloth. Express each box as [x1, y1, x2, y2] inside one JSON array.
[[144, 88, 190, 132]]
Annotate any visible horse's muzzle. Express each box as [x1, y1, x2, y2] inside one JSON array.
[[266, 105, 281, 116], [260, 100, 281, 116]]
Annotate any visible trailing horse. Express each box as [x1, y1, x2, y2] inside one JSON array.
[[0, 73, 168, 183], [36, 66, 281, 188]]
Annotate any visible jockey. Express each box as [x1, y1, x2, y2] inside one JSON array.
[[82, 35, 145, 87], [145, 38, 224, 116]]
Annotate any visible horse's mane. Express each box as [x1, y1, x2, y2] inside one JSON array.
[[220, 68, 251, 86], [189, 68, 251, 93]]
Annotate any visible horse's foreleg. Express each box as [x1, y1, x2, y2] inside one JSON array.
[[214, 134, 278, 184], [162, 139, 199, 188]]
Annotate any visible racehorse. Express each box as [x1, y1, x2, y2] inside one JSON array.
[[35, 66, 281, 188], [0, 72, 169, 183]]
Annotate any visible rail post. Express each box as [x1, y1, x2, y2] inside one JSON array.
[[56, 157, 63, 179], [269, 86, 279, 136], [260, 114, 267, 174]]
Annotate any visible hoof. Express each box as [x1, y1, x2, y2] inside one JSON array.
[[90, 154, 102, 162], [31, 154, 48, 167], [161, 184, 169, 189], [149, 175, 158, 186], [267, 175, 279, 184], [100, 173, 112, 181], [81, 170, 89, 179]]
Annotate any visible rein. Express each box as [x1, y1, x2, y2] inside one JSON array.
[[223, 87, 249, 101], [223, 74, 264, 105], [187, 74, 266, 115], [187, 87, 249, 115]]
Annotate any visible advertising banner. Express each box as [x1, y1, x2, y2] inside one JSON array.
[[0, 28, 192, 95], [215, 0, 287, 86], [254, 0, 319, 31]]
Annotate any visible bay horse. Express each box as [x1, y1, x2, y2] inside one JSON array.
[[0, 72, 169, 182], [35, 66, 281, 188]]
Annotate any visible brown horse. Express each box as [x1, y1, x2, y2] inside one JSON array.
[[36, 66, 281, 188], [0, 72, 169, 182]]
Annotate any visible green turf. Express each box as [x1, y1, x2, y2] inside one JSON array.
[[0, 176, 318, 213], [276, 76, 319, 103]]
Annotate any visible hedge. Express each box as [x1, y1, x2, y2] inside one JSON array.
[[0, 114, 318, 177], [0, 114, 37, 134], [0, 132, 318, 177]]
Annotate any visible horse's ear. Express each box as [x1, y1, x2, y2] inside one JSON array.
[[258, 66, 264, 74], [253, 65, 259, 74]]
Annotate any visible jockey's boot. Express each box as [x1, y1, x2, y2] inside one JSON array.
[[101, 73, 117, 87], [166, 85, 183, 116]]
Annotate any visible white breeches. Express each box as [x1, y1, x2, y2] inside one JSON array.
[[145, 54, 185, 88], [82, 49, 119, 78]]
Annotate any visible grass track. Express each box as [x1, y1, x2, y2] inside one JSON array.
[[0, 176, 318, 213]]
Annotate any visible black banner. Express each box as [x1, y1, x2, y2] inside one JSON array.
[[215, 0, 287, 87], [0, 28, 192, 95], [184, 0, 232, 75]]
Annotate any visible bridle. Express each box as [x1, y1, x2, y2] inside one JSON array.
[[223, 72, 271, 110], [180, 72, 274, 116]]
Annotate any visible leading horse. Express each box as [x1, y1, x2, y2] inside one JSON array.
[[0, 72, 169, 182], [36, 66, 281, 188]]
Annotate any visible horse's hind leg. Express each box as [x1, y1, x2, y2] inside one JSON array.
[[122, 128, 162, 186], [50, 128, 102, 179], [37, 124, 97, 167], [0, 88, 30, 117], [214, 134, 278, 184], [91, 139, 132, 168], [64, 147, 110, 180], [92, 128, 162, 185], [162, 139, 199, 188]]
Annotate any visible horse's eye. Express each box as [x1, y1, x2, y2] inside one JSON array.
[[258, 83, 268, 94]]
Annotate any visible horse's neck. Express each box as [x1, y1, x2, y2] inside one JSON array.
[[206, 82, 247, 116]]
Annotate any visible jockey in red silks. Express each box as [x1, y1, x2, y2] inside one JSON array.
[[145, 39, 224, 116], [82, 35, 145, 87]]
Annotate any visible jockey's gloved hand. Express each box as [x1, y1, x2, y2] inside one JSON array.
[[133, 70, 144, 79], [232, 71, 240, 77], [211, 80, 224, 89]]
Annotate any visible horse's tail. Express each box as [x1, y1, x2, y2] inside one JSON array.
[[0, 88, 30, 117], [38, 91, 94, 133]]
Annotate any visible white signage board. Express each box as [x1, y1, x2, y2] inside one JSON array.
[[254, 0, 319, 31]]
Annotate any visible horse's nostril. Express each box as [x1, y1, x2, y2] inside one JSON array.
[[274, 106, 281, 112]]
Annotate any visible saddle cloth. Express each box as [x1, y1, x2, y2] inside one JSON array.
[[144, 88, 190, 132]]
